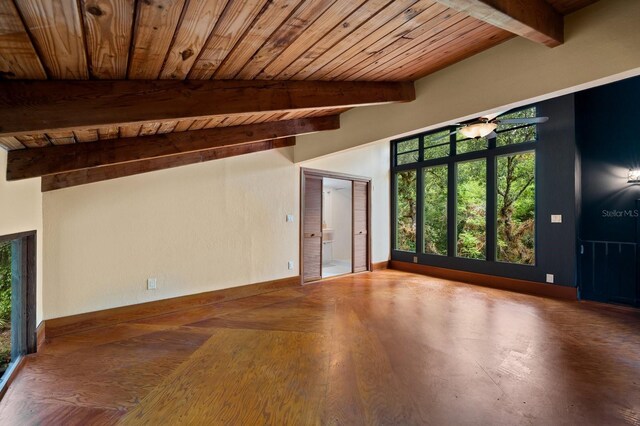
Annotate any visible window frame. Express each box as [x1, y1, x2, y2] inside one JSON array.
[[390, 107, 538, 267]]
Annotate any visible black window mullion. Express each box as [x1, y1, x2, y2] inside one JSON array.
[[390, 143, 397, 251], [486, 153, 497, 262], [448, 160, 456, 257], [416, 167, 424, 255], [449, 126, 456, 156]]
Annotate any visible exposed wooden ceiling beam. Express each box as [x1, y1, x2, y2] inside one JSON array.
[[0, 80, 413, 137], [433, 0, 563, 47], [8, 116, 338, 181], [41, 137, 296, 191]]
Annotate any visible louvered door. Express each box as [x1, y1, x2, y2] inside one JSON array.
[[353, 181, 369, 272], [303, 175, 322, 282]]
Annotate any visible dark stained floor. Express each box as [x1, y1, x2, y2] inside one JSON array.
[[0, 270, 639, 425]]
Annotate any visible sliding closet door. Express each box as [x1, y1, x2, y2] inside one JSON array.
[[303, 175, 323, 282], [353, 181, 369, 273]]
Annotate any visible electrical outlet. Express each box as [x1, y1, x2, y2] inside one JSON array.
[[413, 256, 418, 263], [546, 274, 554, 284], [147, 278, 157, 290], [288, 260, 294, 270], [286, 214, 294, 223]]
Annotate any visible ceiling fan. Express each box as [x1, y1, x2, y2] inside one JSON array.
[[439, 111, 549, 140]]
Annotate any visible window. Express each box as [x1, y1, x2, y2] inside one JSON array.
[[395, 170, 416, 252], [496, 108, 537, 147], [0, 241, 10, 376], [456, 159, 486, 260], [0, 231, 37, 393], [457, 134, 488, 154], [497, 152, 535, 264], [395, 138, 419, 165], [423, 165, 447, 255], [424, 130, 451, 160], [391, 106, 537, 267]]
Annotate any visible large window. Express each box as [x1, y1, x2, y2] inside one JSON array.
[[392, 106, 537, 265]]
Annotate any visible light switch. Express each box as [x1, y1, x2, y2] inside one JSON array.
[[551, 214, 562, 223], [286, 214, 294, 223]]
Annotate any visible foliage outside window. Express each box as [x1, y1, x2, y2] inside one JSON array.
[[396, 138, 419, 165], [497, 152, 535, 264], [456, 160, 486, 259], [392, 106, 537, 265], [395, 170, 416, 251], [424, 130, 451, 160], [0, 241, 11, 375], [457, 134, 488, 154], [423, 165, 448, 255], [496, 108, 537, 147]]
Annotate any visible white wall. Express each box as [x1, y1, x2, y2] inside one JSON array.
[[328, 185, 352, 262], [43, 148, 299, 319], [300, 140, 390, 264], [0, 149, 43, 324], [295, 0, 640, 162]]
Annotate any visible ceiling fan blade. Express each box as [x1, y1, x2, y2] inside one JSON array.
[[495, 117, 549, 125], [428, 130, 459, 143]]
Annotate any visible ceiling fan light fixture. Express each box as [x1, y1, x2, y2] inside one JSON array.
[[459, 122, 497, 139]]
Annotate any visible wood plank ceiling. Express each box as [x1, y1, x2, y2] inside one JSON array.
[[0, 0, 597, 188]]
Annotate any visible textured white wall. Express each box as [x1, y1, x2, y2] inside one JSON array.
[[0, 149, 43, 324], [43, 148, 299, 319], [43, 139, 392, 319]]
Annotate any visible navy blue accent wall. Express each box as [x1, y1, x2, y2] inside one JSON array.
[[536, 95, 579, 286], [576, 76, 640, 306], [577, 77, 640, 242]]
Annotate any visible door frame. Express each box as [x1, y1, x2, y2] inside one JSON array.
[[300, 168, 372, 285], [0, 230, 37, 399]]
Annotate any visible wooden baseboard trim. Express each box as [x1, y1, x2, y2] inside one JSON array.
[[372, 261, 389, 271], [0, 355, 27, 400], [36, 321, 45, 350], [44, 275, 301, 338], [389, 261, 577, 300], [579, 300, 640, 315]]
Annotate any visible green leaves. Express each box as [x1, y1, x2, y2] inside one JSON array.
[[424, 165, 448, 255], [0, 241, 11, 328], [396, 170, 417, 251], [497, 152, 536, 264], [456, 160, 487, 259]]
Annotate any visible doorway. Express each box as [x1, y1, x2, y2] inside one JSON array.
[[301, 169, 371, 283], [322, 178, 352, 278], [0, 231, 37, 396]]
